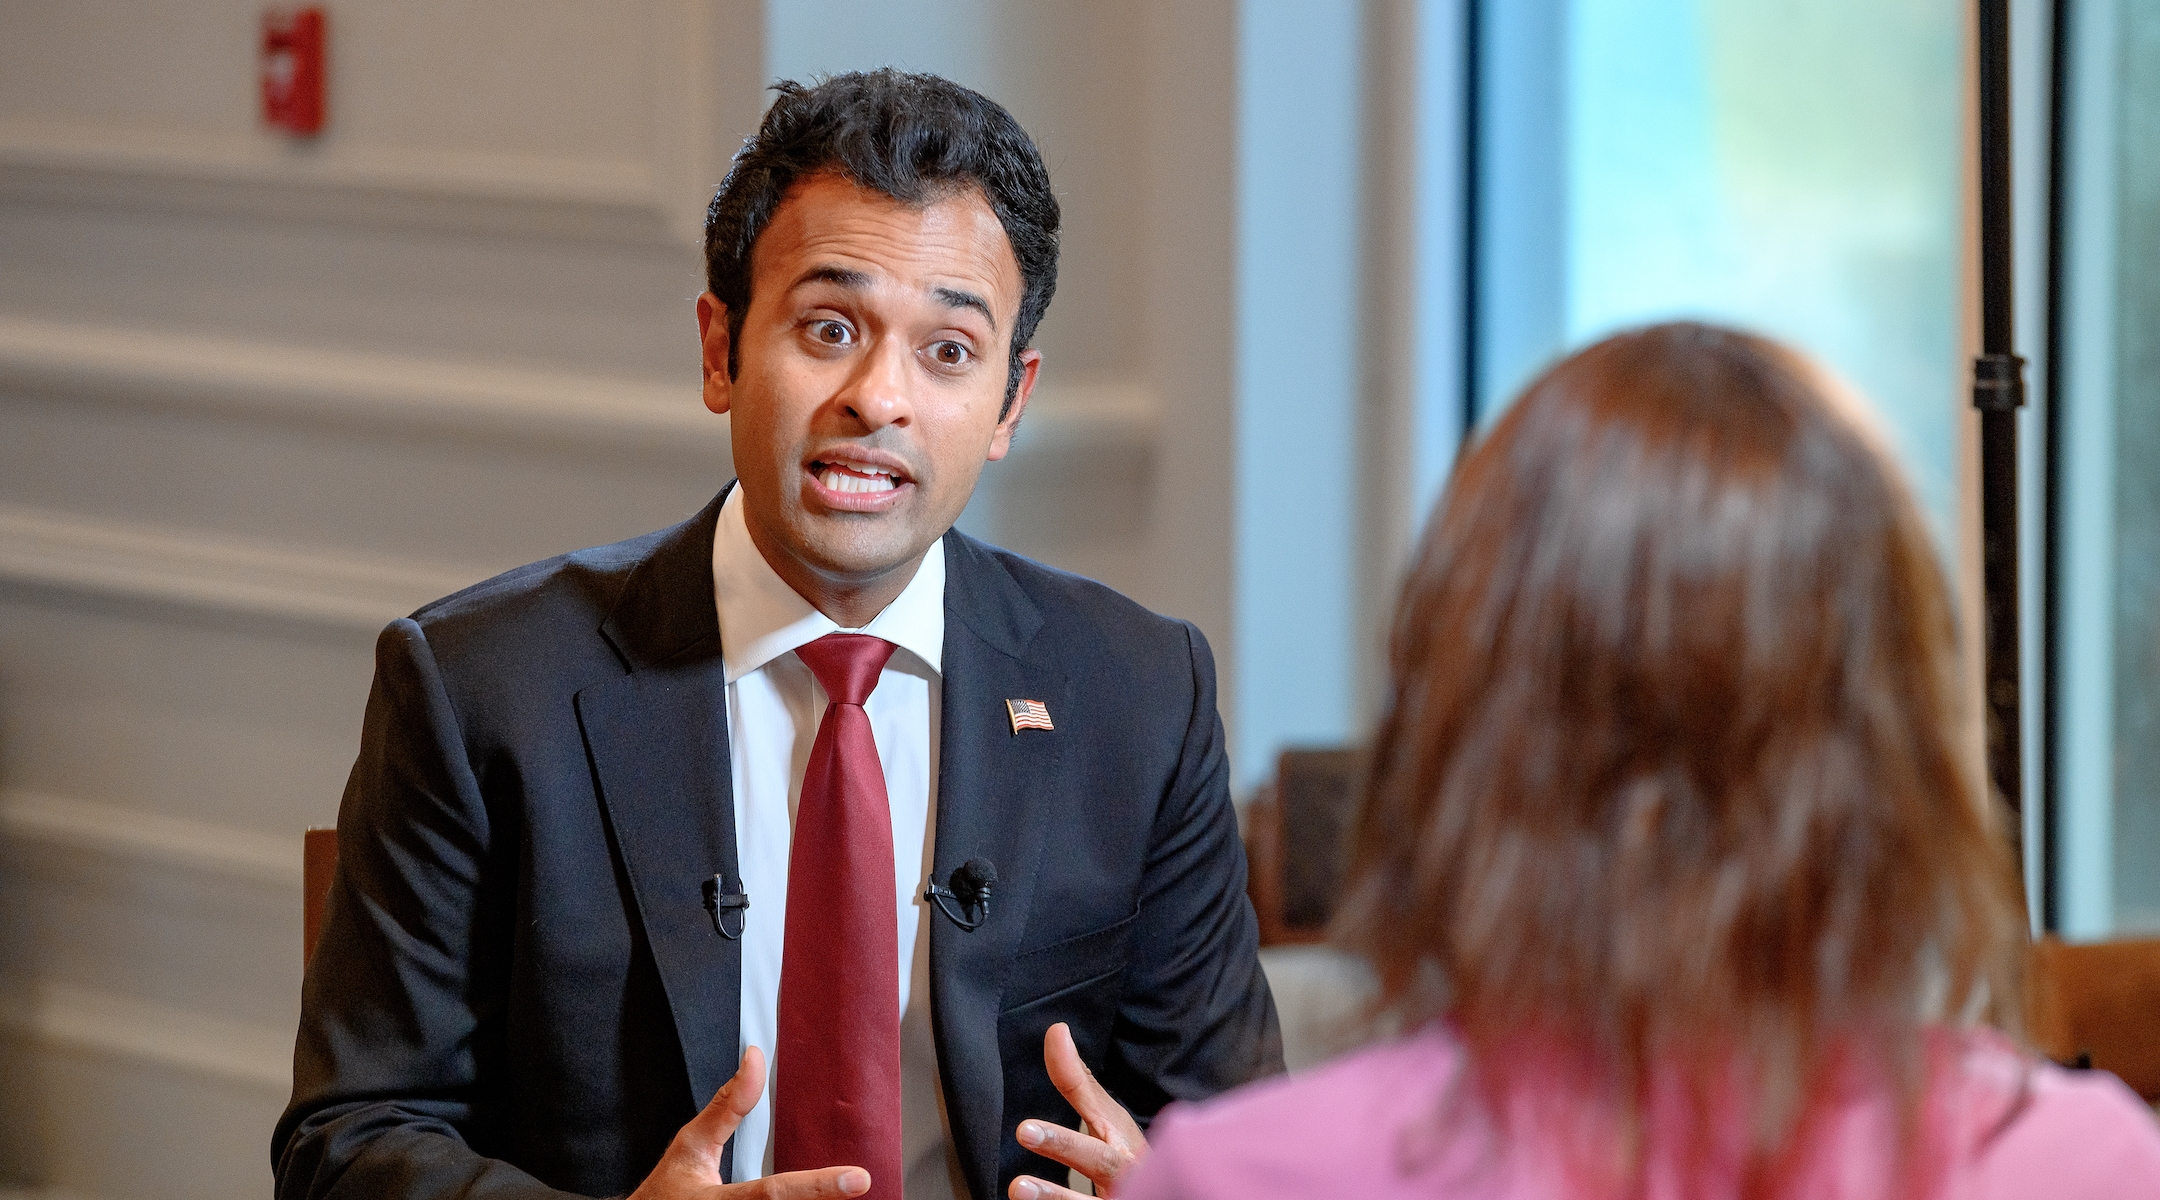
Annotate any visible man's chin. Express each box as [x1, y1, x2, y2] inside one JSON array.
[[790, 521, 941, 587]]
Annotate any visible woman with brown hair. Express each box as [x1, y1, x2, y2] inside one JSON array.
[[1115, 324, 2160, 1199]]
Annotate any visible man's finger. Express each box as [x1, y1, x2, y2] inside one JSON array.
[[629, 1048, 781, 1198], [681, 1045, 767, 1153], [1015, 1119, 1125, 1183], [1007, 1173, 1093, 1200], [1042, 1023, 1144, 1145], [747, 1166, 871, 1199]]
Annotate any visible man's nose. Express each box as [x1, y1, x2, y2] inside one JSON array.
[[834, 336, 914, 431]]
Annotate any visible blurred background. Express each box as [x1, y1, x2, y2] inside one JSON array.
[[0, 0, 2148, 1196]]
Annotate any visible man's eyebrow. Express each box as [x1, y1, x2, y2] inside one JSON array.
[[791, 265, 873, 292], [789, 268, 997, 332], [933, 286, 997, 331]]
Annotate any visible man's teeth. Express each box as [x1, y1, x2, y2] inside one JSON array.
[[819, 466, 898, 494]]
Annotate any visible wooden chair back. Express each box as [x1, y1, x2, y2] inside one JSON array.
[[303, 827, 339, 966], [1245, 748, 1363, 946], [2029, 934, 2160, 1102]]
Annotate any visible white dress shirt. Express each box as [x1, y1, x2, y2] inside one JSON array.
[[711, 486, 963, 1199]]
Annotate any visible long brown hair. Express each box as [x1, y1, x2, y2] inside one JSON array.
[[1336, 322, 2024, 1194]]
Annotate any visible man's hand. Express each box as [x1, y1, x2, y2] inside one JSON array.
[[1008, 1023, 1147, 1200], [629, 1046, 871, 1200]]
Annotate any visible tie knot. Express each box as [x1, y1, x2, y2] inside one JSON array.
[[796, 633, 897, 707]]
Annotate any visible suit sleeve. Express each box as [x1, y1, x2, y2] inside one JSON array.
[[1103, 620, 1285, 1120], [271, 619, 587, 1200]]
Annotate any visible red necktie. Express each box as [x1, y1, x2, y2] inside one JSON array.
[[774, 633, 903, 1197]]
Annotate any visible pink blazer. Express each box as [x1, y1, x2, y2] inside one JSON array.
[[1122, 1024, 2160, 1199]]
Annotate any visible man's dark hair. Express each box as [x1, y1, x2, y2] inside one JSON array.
[[704, 70, 1060, 414]]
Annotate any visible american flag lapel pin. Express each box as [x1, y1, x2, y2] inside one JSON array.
[[1005, 698, 1055, 734]]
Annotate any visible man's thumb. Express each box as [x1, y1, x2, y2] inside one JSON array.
[[682, 1045, 766, 1151]]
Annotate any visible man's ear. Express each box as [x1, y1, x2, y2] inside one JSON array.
[[696, 292, 733, 416], [985, 348, 1042, 462]]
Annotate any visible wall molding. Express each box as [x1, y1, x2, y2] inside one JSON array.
[[1010, 380, 1161, 460], [0, 117, 687, 247], [0, 315, 1158, 468], [0, 789, 302, 891], [0, 314, 731, 465], [0, 977, 290, 1093], [0, 503, 478, 633], [0, 791, 299, 1094]]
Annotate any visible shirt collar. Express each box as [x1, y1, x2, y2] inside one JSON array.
[[711, 485, 945, 684]]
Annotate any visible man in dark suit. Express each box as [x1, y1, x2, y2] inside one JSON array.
[[273, 70, 1280, 1200]]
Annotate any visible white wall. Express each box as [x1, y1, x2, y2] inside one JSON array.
[[1235, 0, 1363, 785], [1233, 0, 1471, 786], [0, 5, 758, 1195]]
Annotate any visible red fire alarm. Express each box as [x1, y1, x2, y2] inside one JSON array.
[[262, 8, 327, 136]]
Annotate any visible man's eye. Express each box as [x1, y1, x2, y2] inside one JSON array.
[[812, 320, 851, 345], [931, 341, 969, 365]]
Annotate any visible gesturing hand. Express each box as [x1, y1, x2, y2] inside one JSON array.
[[1008, 1023, 1147, 1199], [629, 1046, 871, 1200]]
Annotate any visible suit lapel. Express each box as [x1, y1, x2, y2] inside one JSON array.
[[929, 531, 1072, 1200], [574, 491, 746, 1141]]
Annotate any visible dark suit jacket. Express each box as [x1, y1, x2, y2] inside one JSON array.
[[272, 490, 1282, 1200]]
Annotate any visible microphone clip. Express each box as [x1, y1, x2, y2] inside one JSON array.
[[702, 876, 749, 940], [924, 858, 997, 932]]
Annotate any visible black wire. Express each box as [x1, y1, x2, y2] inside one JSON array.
[[2040, 0, 2071, 933], [1974, 0, 2026, 855]]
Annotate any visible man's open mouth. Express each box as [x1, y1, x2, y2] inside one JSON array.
[[809, 459, 907, 495]]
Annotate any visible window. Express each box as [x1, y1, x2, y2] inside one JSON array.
[[2051, 0, 2160, 938], [1472, 0, 1967, 551]]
